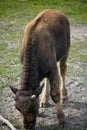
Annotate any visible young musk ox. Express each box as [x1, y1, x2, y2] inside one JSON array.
[[10, 9, 70, 129]]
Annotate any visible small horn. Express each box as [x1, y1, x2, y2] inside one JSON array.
[[31, 95, 36, 100]]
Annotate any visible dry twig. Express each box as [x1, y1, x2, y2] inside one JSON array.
[[0, 115, 17, 130]]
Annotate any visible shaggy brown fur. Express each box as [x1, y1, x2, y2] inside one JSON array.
[[10, 9, 70, 129]]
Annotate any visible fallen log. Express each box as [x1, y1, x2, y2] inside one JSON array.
[[0, 115, 17, 130]]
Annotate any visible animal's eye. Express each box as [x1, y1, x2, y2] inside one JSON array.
[[31, 106, 37, 113]]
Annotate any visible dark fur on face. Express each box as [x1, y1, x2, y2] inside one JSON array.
[[16, 91, 39, 129], [10, 85, 44, 129]]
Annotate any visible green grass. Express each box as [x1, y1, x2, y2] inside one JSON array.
[[67, 40, 87, 87], [0, 45, 21, 88], [0, 0, 87, 24], [69, 40, 87, 63], [0, 0, 87, 89]]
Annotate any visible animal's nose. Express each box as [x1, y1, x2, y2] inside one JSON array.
[[24, 123, 29, 129], [24, 123, 35, 129]]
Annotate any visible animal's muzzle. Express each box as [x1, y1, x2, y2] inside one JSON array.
[[24, 128, 35, 130], [24, 120, 35, 129]]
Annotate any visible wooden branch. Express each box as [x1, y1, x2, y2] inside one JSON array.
[[0, 115, 17, 130]]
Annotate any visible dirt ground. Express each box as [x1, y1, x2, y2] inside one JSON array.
[[0, 25, 87, 130]]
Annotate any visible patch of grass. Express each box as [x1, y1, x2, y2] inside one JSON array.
[[69, 40, 87, 63], [0, 0, 87, 24], [67, 40, 87, 87], [0, 45, 21, 89]]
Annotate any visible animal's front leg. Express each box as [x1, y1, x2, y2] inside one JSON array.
[[49, 69, 65, 127], [50, 85, 65, 127], [40, 78, 49, 107]]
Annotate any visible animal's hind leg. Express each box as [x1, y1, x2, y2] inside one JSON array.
[[58, 54, 68, 103], [40, 78, 49, 107], [49, 66, 65, 127]]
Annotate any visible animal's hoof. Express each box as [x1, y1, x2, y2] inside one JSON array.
[[57, 112, 65, 128], [58, 121, 66, 128], [40, 102, 47, 108], [40, 98, 48, 108]]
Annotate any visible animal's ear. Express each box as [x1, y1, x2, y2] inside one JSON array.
[[35, 83, 44, 97], [10, 86, 18, 94]]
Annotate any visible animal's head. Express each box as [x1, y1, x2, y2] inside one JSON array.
[[10, 84, 44, 129]]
